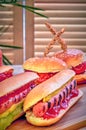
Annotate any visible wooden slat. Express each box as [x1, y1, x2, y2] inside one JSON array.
[[35, 11, 86, 18], [0, 32, 13, 39], [0, 2, 24, 64], [35, 32, 86, 39], [25, 0, 34, 60], [35, 0, 86, 3], [35, 18, 86, 24], [0, 4, 14, 64], [0, 13, 13, 18], [0, 25, 13, 32], [34, 45, 86, 51], [35, 25, 86, 32], [0, 39, 13, 45], [13, 2, 23, 64], [35, 3, 86, 10], [34, 38, 86, 45]]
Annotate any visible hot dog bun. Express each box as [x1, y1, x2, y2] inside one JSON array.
[[0, 72, 39, 130], [25, 90, 83, 126], [0, 65, 13, 73], [24, 69, 75, 111], [24, 69, 83, 126], [54, 49, 84, 68], [0, 72, 38, 96], [74, 73, 86, 84], [23, 57, 67, 73], [0, 65, 14, 81]]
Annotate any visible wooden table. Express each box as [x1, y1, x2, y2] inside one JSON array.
[[7, 66, 86, 130]]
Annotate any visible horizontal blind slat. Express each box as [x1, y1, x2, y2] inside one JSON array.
[[35, 32, 86, 39], [35, 3, 86, 10], [35, 0, 86, 3], [35, 18, 86, 24], [35, 25, 86, 32], [35, 38, 86, 44], [35, 11, 86, 18]]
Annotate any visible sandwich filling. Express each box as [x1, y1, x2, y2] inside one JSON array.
[[0, 80, 38, 114], [72, 61, 86, 75], [25, 70, 57, 83], [72, 61, 86, 84], [0, 69, 13, 82], [27, 80, 78, 119], [0, 80, 39, 130]]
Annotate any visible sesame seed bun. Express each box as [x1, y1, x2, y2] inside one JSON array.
[[54, 49, 84, 68], [23, 57, 67, 73]]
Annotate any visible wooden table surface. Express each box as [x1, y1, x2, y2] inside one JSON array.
[[7, 66, 86, 130]]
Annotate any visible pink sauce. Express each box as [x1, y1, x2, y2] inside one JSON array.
[[0, 80, 38, 114], [37, 72, 56, 83], [25, 70, 56, 83], [0, 69, 13, 82], [43, 89, 79, 119]]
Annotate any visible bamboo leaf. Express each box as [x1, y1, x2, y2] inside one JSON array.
[[0, 24, 12, 37], [2, 54, 12, 65], [0, 4, 5, 7], [13, 3, 44, 11], [0, 44, 23, 49], [0, 2, 48, 18], [12, 3, 48, 18]]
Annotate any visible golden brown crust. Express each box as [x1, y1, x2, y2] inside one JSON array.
[[24, 69, 75, 112], [0, 72, 39, 97], [0, 65, 13, 73], [74, 73, 86, 83], [26, 90, 83, 126], [23, 57, 67, 73], [54, 49, 84, 68]]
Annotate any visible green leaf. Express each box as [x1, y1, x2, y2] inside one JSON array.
[[0, 24, 12, 37], [0, 2, 48, 18], [0, 44, 23, 49], [13, 3, 48, 18], [2, 54, 12, 65], [13, 3, 44, 11], [0, 4, 5, 7]]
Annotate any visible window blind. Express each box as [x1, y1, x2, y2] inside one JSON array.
[[0, 3, 23, 64], [0, 4, 14, 63], [34, 0, 86, 57]]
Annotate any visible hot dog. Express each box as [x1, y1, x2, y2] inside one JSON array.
[[24, 69, 83, 126], [0, 72, 39, 130], [0, 65, 14, 82], [23, 57, 67, 83]]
